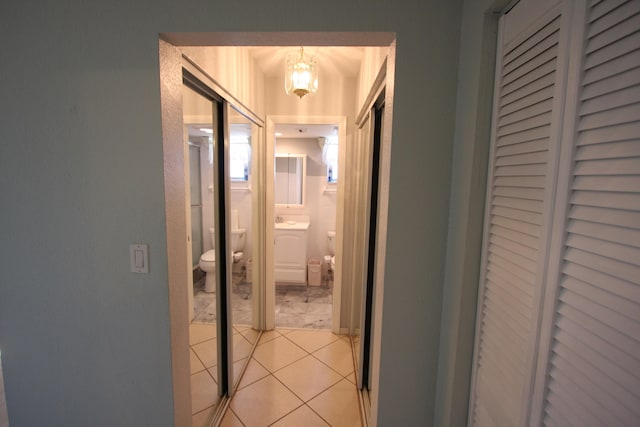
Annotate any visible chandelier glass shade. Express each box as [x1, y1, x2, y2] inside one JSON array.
[[285, 47, 318, 99]]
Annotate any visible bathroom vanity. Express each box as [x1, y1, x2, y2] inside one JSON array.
[[274, 220, 309, 283]]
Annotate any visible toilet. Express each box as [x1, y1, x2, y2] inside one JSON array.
[[199, 226, 247, 293], [327, 230, 336, 272]]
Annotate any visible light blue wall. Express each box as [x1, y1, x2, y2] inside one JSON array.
[[0, 0, 463, 425], [435, 0, 510, 426]]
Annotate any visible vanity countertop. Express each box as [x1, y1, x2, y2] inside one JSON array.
[[275, 221, 310, 230]]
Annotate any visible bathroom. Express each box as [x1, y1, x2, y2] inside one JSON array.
[[272, 123, 339, 329], [188, 109, 255, 326], [189, 116, 338, 330]]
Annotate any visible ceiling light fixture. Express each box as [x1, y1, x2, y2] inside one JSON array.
[[285, 47, 318, 99]]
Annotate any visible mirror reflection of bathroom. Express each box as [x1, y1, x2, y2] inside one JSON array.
[[183, 83, 222, 421], [274, 123, 339, 330], [187, 123, 218, 323], [189, 117, 254, 325]]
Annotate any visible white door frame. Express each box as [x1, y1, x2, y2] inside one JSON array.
[[160, 34, 396, 426], [265, 114, 347, 333]]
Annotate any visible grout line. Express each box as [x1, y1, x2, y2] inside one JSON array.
[[304, 402, 334, 427], [229, 334, 362, 427], [228, 407, 246, 427], [236, 357, 270, 391], [265, 401, 306, 427], [308, 352, 352, 379], [190, 342, 217, 373], [269, 355, 343, 404], [279, 329, 341, 354]]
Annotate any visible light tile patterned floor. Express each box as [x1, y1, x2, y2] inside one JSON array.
[[190, 322, 259, 426], [222, 328, 361, 427]]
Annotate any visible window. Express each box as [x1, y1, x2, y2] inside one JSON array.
[[322, 136, 338, 184], [230, 138, 251, 181]]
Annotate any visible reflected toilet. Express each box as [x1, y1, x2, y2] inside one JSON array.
[[327, 230, 336, 272], [199, 228, 217, 293], [199, 227, 247, 293]]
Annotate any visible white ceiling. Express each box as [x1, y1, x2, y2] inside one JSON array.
[[185, 45, 360, 140], [248, 46, 365, 78], [251, 46, 359, 139], [275, 123, 338, 139]]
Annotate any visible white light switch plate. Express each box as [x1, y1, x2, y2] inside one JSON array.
[[130, 244, 149, 273]]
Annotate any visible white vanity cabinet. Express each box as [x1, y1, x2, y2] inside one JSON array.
[[274, 222, 309, 283]]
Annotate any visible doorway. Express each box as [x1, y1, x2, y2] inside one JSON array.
[[159, 34, 396, 427], [266, 118, 347, 332]]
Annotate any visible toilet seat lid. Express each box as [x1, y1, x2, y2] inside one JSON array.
[[201, 250, 216, 262]]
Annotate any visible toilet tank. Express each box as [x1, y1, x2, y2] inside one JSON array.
[[327, 230, 336, 255], [231, 228, 246, 252]]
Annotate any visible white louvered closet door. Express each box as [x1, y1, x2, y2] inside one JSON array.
[[535, 0, 640, 425], [469, 1, 569, 425]]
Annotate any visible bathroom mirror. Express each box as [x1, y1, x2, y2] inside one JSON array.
[[275, 154, 306, 207]]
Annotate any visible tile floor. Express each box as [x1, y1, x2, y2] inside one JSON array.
[[220, 328, 361, 427], [190, 322, 260, 426], [193, 282, 333, 330]]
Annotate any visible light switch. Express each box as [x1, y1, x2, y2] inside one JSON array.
[[130, 244, 149, 273], [134, 249, 144, 268]]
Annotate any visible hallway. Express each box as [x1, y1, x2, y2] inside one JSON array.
[[219, 328, 361, 427]]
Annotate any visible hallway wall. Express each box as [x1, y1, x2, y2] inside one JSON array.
[[0, 2, 463, 426], [435, 0, 514, 426]]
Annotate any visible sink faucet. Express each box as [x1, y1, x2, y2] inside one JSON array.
[[276, 215, 284, 223]]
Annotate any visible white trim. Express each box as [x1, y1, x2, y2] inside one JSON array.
[[266, 114, 347, 334], [368, 43, 395, 426], [159, 39, 192, 427], [252, 125, 267, 331], [355, 58, 387, 125]]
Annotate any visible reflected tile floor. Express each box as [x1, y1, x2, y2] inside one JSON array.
[[189, 322, 220, 425], [222, 328, 361, 427], [190, 322, 259, 426], [193, 283, 333, 330]]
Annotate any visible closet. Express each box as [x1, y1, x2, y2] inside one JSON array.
[[469, 0, 640, 425]]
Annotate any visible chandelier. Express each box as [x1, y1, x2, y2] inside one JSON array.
[[284, 47, 318, 99]]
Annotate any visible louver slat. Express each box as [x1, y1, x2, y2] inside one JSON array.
[[542, 1, 640, 425], [471, 7, 561, 426]]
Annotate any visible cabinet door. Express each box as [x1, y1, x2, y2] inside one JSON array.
[[274, 230, 308, 283], [274, 231, 306, 267]]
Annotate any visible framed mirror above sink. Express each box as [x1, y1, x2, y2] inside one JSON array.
[[275, 154, 306, 208]]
